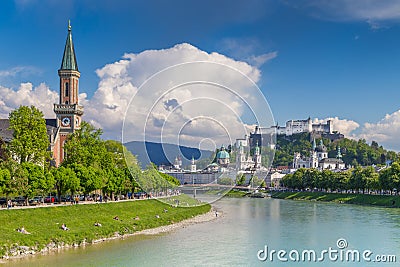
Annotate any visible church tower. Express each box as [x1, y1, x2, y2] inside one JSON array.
[[253, 142, 261, 169], [53, 21, 84, 165], [190, 157, 197, 172]]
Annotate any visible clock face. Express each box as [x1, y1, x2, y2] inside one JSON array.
[[61, 117, 71, 127]]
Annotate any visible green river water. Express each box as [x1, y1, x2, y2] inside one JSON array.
[[5, 197, 400, 266]]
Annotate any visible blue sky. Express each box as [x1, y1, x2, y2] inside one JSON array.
[[1, 0, 400, 150]]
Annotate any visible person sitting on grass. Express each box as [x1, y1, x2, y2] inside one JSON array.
[[94, 222, 102, 227], [17, 226, 30, 234], [61, 223, 69, 231]]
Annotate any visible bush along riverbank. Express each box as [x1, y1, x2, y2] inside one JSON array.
[[0, 194, 210, 259], [271, 191, 400, 208]]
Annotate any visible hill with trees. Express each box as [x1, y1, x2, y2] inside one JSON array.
[[272, 133, 399, 167]]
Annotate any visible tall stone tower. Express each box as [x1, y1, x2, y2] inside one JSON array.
[[53, 21, 83, 165]]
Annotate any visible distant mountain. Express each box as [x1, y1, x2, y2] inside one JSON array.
[[124, 141, 213, 168]]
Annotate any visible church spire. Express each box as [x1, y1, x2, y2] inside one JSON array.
[[60, 20, 78, 71], [336, 146, 342, 159]]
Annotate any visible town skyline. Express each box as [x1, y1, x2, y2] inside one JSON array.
[[1, 1, 400, 150]]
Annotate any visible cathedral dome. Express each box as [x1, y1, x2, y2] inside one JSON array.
[[216, 146, 230, 159]]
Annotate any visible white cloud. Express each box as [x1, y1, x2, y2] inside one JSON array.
[[0, 66, 41, 78], [357, 110, 400, 151], [82, 43, 273, 151], [219, 38, 278, 67], [313, 117, 360, 137], [286, 0, 400, 29], [247, 51, 278, 67], [0, 44, 271, 149], [314, 113, 400, 151], [0, 82, 58, 118]]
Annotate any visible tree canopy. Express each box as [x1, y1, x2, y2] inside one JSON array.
[[8, 105, 50, 164], [282, 164, 399, 194]]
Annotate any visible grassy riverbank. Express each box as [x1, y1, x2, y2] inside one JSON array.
[[0, 194, 210, 258], [271, 191, 400, 208]]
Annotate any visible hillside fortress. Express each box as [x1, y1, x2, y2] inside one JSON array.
[[249, 117, 343, 150], [272, 117, 333, 136]]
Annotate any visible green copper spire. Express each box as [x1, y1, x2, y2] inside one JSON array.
[[60, 20, 78, 71], [255, 141, 260, 155]]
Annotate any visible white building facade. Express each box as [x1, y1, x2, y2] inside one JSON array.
[[269, 117, 333, 136], [293, 139, 345, 170]]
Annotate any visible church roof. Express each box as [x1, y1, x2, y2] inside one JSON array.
[[320, 158, 343, 164], [45, 119, 57, 128], [0, 119, 13, 142], [0, 119, 58, 143], [60, 21, 78, 71]]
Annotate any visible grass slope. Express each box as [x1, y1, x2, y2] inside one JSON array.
[[0, 195, 210, 257], [271, 191, 400, 208]]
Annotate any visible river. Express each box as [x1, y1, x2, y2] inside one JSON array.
[[5, 197, 400, 266]]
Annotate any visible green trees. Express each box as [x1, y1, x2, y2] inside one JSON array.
[[52, 166, 80, 202], [249, 175, 266, 188], [61, 122, 179, 198], [8, 106, 50, 164], [0, 168, 11, 196], [21, 162, 54, 203], [135, 165, 179, 194], [0, 161, 55, 204], [378, 162, 400, 194], [235, 174, 246, 186], [347, 166, 378, 193], [282, 164, 399, 194], [282, 169, 352, 192], [63, 122, 107, 168]]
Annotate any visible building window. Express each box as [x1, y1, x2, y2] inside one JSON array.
[[65, 82, 69, 97]]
